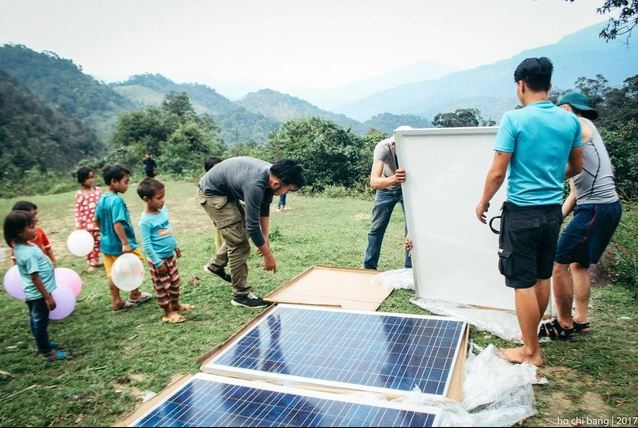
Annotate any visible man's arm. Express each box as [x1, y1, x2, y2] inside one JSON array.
[[369, 161, 405, 190], [258, 215, 276, 273], [475, 151, 512, 223], [562, 179, 577, 218], [565, 147, 584, 179]]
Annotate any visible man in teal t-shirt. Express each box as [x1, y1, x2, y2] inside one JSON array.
[[475, 57, 583, 367]]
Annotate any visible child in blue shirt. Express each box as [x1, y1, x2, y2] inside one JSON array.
[[137, 178, 192, 323], [95, 165, 152, 312], [4, 210, 67, 361]]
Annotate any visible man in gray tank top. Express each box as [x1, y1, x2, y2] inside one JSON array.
[[539, 92, 622, 340], [363, 136, 412, 270]]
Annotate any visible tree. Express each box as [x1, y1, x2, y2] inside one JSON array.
[[567, 0, 638, 42], [432, 108, 495, 127], [264, 118, 371, 191]]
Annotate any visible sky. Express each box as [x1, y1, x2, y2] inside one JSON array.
[[0, 0, 612, 98]]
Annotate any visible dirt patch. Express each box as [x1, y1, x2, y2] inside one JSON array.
[[354, 213, 370, 221], [112, 374, 147, 401], [589, 261, 612, 288]]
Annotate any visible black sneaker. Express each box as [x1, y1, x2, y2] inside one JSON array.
[[231, 293, 269, 308], [203, 265, 232, 282]]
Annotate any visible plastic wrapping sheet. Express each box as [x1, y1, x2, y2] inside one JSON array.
[[374, 269, 521, 343], [411, 298, 522, 343]]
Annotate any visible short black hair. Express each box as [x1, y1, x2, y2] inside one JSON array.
[[12, 201, 37, 212], [77, 166, 94, 184], [4, 210, 34, 247], [513, 57, 553, 92], [137, 177, 165, 200], [204, 156, 223, 172], [270, 159, 305, 189], [102, 164, 131, 185]]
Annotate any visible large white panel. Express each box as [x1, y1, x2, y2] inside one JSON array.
[[395, 127, 514, 311]]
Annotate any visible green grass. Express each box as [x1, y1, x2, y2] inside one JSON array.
[[0, 180, 636, 426]]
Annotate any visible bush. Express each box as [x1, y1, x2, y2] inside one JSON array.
[[602, 202, 638, 297]]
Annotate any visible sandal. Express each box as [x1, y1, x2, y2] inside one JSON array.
[[573, 321, 591, 334], [112, 301, 136, 313], [162, 313, 186, 324], [127, 291, 152, 305], [538, 318, 574, 341]]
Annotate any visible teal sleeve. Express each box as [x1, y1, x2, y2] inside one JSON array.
[[112, 198, 128, 224], [494, 114, 515, 153], [140, 222, 162, 268], [23, 251, 39, 274]]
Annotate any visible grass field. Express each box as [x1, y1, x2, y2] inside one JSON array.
[[0, 179, 636, 426]]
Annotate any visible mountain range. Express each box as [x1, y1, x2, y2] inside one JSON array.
[[338, 23, 638, 121], [1, 22, 637, 148]]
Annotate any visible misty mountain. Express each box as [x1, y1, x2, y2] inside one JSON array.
[[295, 60, 457, 110], [339, 23, 638, 122]]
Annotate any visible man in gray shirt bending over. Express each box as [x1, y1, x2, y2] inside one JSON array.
[[198, 157, 305, 308]]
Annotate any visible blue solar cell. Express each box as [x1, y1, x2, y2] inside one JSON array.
[[133, 377, 437, 427], [207, 305, 465, 396]]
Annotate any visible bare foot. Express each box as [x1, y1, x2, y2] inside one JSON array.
[[172, 303, 194, 313], [499, 346, 543, 366]]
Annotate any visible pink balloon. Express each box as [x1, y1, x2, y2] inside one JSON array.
[[49, 283, 76, 320], [54, 267, 82, 297], [3, 265, 26, 301]]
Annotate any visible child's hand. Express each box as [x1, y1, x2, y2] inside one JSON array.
[[122, 243, 133, 253], [175, 248, 182, 258], [405, 237, 413, 253], [45, 295, 57, 311], [157, 262, 168, 275]]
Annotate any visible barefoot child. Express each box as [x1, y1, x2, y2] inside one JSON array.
[[137, 178, 192, 323], [11, 201, 57, 267], [75, 167, 102, 271], [4, 210, 67, 361], [95, 165, 151, 312]]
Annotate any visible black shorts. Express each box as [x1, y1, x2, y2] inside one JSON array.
[[498, 202, 563, 289]]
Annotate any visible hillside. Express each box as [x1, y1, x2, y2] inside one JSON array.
[[0, 69, 102, 194], [238, 89, 365, 133], [339, 23, 638, 122], [112, 74, 281, 145], [0, 44, 134, 138]]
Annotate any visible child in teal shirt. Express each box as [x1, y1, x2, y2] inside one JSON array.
[[137, 178, 193, 323], [4, 210, 67, 361]]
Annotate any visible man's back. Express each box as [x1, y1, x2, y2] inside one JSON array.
[[495, 100, 581, 206]]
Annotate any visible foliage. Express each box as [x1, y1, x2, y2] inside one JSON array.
[[263, 118, 376, 191], [0, 44, 133, 121], [109, 92, 226, 176], [602, 203, 638, 297], [0, 69, 104, 197], [213, 107, 280, 147], [568, 0, 638, 41], [432, 108, 495, 127]]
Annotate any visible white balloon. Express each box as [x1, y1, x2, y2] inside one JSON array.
[[66, 230, 95, 257], [111, 253, 145, 291]]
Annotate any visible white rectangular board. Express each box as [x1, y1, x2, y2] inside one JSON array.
[[394, 127, 514, 311]]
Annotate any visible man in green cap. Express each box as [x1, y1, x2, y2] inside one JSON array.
[[538, 92, 622, 340]]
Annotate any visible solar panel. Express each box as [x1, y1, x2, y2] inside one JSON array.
[[131, 374, 439, 427], [203, 305, 466, 397]]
